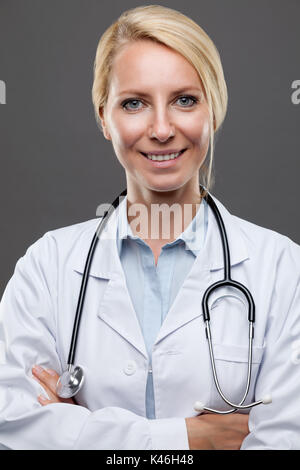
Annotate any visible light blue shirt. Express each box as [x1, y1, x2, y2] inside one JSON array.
[[116, 197, 208, 419]]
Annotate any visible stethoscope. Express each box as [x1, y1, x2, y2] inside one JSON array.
[[56, 185, 272, 414]]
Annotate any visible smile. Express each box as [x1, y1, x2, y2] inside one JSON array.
[[140, 149, 186, 161]]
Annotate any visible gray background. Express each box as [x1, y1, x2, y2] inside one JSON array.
[[0, 0, 299, 295]]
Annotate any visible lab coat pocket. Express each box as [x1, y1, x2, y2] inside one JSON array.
[[207, 343, 265, 412]]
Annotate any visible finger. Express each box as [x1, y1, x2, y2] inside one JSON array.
[[33, 375, 60, 403], [38, 393, 55, 406], [32, 368, 76, 405], [31, 366, 60, 402], [32, 365, 59, 395]]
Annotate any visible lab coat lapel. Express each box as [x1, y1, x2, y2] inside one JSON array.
[[73, 197, 148, 359], [97, 274, 149, 359], [155, 193, 250, 345]]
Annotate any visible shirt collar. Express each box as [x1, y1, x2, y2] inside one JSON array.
[[72, 191, 249, 278], [116, 194, 207, 257]]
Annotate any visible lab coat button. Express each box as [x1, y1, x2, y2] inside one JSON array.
[[123, 360, 137, 375]]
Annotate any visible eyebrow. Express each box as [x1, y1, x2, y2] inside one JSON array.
[[118, 87, 203, 97]]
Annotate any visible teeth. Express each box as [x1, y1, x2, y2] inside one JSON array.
[[146, 151, 181, 161]]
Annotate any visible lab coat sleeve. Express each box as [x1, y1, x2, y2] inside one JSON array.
[[241, 240, 300, 450], [0, 233, 189, 450]]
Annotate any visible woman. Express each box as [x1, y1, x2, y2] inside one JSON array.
[[0, 5, 300, 450]]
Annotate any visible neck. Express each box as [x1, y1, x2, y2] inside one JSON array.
[[126, 182, 203, 243]]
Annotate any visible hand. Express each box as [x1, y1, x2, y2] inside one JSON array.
[[185, 412, 249, 450], [32, 365, 76, 406]]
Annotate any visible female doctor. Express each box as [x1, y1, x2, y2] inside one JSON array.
[[1, 5, 300, 450]]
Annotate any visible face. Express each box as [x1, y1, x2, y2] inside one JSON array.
[[99, 40, 211, 196]]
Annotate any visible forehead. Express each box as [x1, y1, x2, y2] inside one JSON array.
[[108, 40, 202, 95]]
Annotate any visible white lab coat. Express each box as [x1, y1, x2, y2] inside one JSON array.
[[0, 193, 300, 450]]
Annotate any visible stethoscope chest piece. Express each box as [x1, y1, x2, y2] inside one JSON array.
[[56, 365, 84, 399]]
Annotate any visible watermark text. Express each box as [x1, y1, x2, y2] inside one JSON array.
[[0, 80, 6, 104], [291, 80, 300, 105]]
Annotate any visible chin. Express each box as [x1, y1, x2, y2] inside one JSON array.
[[144, 179, 187, 194]]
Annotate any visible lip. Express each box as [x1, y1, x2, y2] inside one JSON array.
[[140, 148, 186, 156], [140, 148, 187, 168]]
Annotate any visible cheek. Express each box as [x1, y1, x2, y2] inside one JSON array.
[[109, 113, 144, 150], [182, 113, 211, 146]]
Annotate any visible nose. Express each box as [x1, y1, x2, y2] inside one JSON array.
[[148, 108, 175, 142]]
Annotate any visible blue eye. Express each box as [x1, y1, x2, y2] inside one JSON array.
[[122, 99, 143, 111], [177, 95, 198, 106]]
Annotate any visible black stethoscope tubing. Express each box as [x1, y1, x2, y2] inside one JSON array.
[[67, 188, 128, 366]]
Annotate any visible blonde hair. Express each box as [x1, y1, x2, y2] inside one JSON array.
[[92, 4, 228, 192]]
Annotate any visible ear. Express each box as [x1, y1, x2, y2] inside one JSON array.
[[98, 106, 111, 140]]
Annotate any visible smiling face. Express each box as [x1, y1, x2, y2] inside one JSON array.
[[99, 40, 211, 197]]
